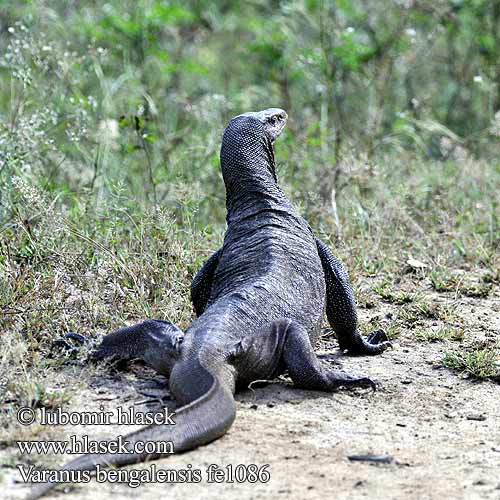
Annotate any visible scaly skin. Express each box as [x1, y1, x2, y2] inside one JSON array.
[[27, 108, 390, 499]]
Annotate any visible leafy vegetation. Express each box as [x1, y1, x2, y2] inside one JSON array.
[[443, 346, 500, 380], [415, 325, 464, 342]]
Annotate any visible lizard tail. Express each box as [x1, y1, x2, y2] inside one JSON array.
[[25, 371, 236, 499]]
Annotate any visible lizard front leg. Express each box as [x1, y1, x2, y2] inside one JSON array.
[[315, 237, 391, 355]]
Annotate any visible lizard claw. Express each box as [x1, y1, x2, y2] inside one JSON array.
[[341, 376, 378, 391], [341, 329, 392, 355], [366, 329, 390, 345], [326, 370, 379, 391], [365, 329, 393, 352]]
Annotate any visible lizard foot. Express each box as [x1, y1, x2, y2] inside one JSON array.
[[340, 329, 392, 356], [366, 328, 389, 345], [49, 332, 89, 359], [326, 370, 378, 391]]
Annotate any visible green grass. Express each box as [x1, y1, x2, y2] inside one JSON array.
[[415, 326, 464, 343], [374, 281, 419, 304], [397, 300, 460, 326], [443, 347, 500, 380], [429, 268, 493, 297]]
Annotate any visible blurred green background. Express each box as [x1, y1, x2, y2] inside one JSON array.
[[1, 0, 499, 214]]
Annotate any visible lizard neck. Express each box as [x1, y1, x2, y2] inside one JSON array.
[[221, 122, 292, 223]]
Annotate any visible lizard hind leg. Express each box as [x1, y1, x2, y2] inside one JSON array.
[[315, 237, 392, 355], [92, 319, 184, 376], [282, 322, 377, 391]]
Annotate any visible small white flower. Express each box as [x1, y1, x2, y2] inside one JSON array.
[[473, 75, 483, 83], [346, 27, 355, 34]]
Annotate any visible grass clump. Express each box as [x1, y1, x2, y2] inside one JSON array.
[[443, 346, 500, 380], [398, 300, 459, 326], [415, 326, 464, 343], [429, 268, 493, 298], [374, 281, 419, 304]]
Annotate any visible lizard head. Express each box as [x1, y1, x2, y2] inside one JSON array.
[[232, 108, 288, 143], [220, 107, 288, 181]]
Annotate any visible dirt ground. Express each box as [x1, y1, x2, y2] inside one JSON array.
[[3, 286, 500, 500]]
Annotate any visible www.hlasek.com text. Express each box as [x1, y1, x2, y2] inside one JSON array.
[[17, 434, 174, 456]]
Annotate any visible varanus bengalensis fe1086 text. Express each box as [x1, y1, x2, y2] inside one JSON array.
[[27, 108, 390, 499]]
